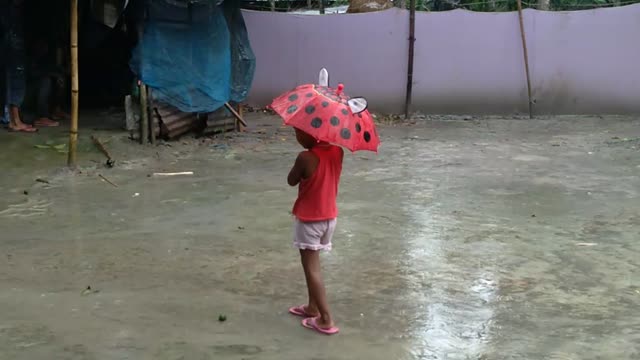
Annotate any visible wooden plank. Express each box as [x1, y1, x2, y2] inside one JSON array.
[[224, 102, 247, 127]]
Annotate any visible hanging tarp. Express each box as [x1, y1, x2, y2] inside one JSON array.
[[130, 0, 255, 113], [223, 0, 256, 103]]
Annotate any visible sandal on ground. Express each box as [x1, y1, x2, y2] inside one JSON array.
[[301, 317, 339, 335], [34, 118, 60, 127], [7, 125, 38, 133]]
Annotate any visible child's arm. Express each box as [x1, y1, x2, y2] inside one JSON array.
[[287, 151, 316, 186]]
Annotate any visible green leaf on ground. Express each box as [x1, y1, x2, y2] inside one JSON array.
[[35, 143, 67, 151]]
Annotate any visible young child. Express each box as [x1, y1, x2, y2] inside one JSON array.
[[287, 127, 343, 335]]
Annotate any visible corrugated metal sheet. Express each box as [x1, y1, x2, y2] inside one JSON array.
[[153, 103, 199, 139]]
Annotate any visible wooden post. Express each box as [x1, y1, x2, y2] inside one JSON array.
[[146, 86, 155, 144], [516, 0, 534, 119], [404, 0, 416, 119], [235, 103, 245, 132], [319, 0, 325, 14], [136, 21, 149, 144], [139, 81, 149, 144], [68, 0, 79, 167]]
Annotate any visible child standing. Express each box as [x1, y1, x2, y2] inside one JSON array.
[[287, 128, 343, 335]]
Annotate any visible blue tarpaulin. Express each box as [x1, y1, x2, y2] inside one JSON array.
[[129, 0, 255, 113]]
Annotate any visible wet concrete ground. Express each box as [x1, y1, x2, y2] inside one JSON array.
[[1, 113, 639, 359]]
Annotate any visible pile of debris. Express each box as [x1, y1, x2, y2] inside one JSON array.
[[125, 96, 245, 142]]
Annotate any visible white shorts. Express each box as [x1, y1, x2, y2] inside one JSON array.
[[293, 218, 337, 251]]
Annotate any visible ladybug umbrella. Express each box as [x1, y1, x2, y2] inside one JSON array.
[[269, 69, 380, 152]]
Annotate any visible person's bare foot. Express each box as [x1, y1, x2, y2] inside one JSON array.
[[34, 117, 60, 127], [8, 106, 37, 132]]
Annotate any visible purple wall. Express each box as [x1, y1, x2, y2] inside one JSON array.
[[243, 5, 640, 115]]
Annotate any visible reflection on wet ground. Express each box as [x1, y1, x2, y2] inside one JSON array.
[[0, 114, 639, 359]]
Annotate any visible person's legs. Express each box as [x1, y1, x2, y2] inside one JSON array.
[[300, 249, 334, 329], [33, 76, 59, 127], [36, 76, 51, 118], [52, 76, 69, 119], [6, 39, 33, 131], [299, 250, 320, 317], [0, 60, 5, 126], [292, 219, 337, 328]]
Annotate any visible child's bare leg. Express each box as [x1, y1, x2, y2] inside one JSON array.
[[300, 250, 320, 316], [300, 249, 334, 328]]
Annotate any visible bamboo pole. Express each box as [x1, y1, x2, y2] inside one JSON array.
[[516, 0, 534, 119], [404, 0, 416, 119], [67, 0, 79, 167]]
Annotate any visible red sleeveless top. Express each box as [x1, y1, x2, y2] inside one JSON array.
[[292, 145, 343, 222]]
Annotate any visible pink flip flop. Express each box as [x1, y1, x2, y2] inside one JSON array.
[[34, 118, 60, 127], [288, 305, 317, 318], [301, 317, 339, 335], [7, 125, 38, 133]]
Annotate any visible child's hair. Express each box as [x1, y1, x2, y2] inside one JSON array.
[[295, 128, 317, 149]]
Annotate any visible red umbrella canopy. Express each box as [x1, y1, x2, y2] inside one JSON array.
[[269, 73, 380, 152]]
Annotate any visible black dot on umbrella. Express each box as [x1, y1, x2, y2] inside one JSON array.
[[311, 117, 323, 128], [330, 116, 340, 126], [305, 105, 316, 114], [306, 93, 313, 98], [287, 105, 298, 114], [355, 123, 361, 133], [364, 131, 371, 143], [358, 113, 363, 118], [322, 101, 329, 108], [340, 128, 351, 140], [341, 109, 349, 116], [288, 94, 298, 101]]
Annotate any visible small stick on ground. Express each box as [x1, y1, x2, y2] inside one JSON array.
[[152, 172, 194, 177], [98, 174, 118, 187], [35, 178, 50, 184], [91, 135, 115, 167]]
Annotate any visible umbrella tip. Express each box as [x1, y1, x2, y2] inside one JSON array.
[[337, 84, 344, 95]]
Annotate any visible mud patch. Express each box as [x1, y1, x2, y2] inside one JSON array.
[[209, 344, 263, 356]]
